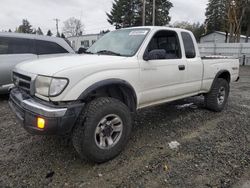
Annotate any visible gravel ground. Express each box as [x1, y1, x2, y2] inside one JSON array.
[[0, 66, 250, 188]]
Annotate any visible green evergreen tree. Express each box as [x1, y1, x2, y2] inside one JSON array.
[[144, 0, 173, 26], [107, 0, 173, 29], [46, 30, 53, 36], [36, 27, 43, 35], [205, 0, 228, 34], [172, 21, 205, 42], [17, 19, 34, 33], [61, 33, 66, 38], [107, 0, 126, 29]]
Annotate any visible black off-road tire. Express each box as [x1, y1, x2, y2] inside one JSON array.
[[72, 97, 132, 163], [205, 78, 230, 112]]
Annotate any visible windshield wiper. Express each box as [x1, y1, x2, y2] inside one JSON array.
[[96, 50, 122, 56], [84, 51, 94, 54]]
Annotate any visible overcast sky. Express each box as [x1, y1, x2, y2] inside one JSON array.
[[0, 0, 208, 34]]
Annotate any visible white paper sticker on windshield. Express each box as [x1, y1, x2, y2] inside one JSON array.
[[129, 30, 148, 36]]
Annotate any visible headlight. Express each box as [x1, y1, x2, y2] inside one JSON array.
[[35, 76, 68, 97], [49, 78, 68, 96], [35, 76, 51, 96]]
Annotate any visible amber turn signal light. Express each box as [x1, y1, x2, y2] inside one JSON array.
[[37, 117, 45, 129]]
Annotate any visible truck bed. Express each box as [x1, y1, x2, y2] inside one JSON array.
[[201, 57, 240, 92], [201, 55, 238, 60]]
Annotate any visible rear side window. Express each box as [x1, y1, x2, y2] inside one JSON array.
[[0, 37, 35, 54], [36, 40, 68, 55], [181, 32, 196, 58]]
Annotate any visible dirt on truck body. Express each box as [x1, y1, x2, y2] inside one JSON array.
[[0, 66, 250, 188]]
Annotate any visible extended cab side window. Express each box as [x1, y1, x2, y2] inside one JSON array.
[[0, 37, 35, 54], [145, 30, 182, 60], [37, 40, 68, 55], [181, 32, 196, 58]]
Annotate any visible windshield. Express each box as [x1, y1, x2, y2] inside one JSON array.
[[86, 28, 150, 57]]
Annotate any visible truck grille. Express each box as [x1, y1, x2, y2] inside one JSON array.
[[13, 72, 32, 93]]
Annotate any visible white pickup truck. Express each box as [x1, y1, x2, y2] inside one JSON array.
[[9, 27, 239, 163]]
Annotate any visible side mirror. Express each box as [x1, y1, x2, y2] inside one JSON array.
[[78, 47, 87, 54], [144, 49, 166, 61], [185, 50, 196, 58]]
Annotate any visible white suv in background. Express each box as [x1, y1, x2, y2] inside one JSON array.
[[0, 32, 75, 93]]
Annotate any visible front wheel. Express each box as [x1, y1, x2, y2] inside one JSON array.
[[72, 97, 132, 163], [205, 78, 230, 112]]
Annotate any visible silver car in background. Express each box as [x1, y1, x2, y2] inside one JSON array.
[[0, 32, 75, 94]]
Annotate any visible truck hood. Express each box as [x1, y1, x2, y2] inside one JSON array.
[[15, 54, 128, 76]]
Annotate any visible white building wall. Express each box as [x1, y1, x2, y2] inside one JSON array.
[[68, 34, 103, 51], [200, 33, 248, 43], [200, 33, 225, 43], [198, 43, 250, 65]]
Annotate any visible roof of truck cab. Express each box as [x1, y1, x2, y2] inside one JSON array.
[[120, 26, 191, 33], [0, 32, 75, 53]]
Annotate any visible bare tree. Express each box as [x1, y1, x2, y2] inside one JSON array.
[[227, 0, 249, 42], [62, 17, 84, 37]]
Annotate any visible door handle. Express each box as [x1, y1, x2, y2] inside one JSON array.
[[178, 65, 185, 71]]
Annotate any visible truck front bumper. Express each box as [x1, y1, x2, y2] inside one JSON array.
[[9, 88, 84, 135]]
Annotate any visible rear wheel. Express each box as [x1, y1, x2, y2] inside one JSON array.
[[72, 97, 132, 163], [205, 78, 230, 112]]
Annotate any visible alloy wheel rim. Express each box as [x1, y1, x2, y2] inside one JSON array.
[[94, 114, 123, 149], [217, 86, 226, 105]]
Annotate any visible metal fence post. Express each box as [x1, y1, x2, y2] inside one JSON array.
[[214, 43, 216, 55], [243, 55, 246, 66]]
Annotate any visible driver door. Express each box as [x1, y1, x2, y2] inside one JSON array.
[[139, 30, 187, 106]]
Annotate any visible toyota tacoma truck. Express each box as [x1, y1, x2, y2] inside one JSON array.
[[9, 27, 239, 163]]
